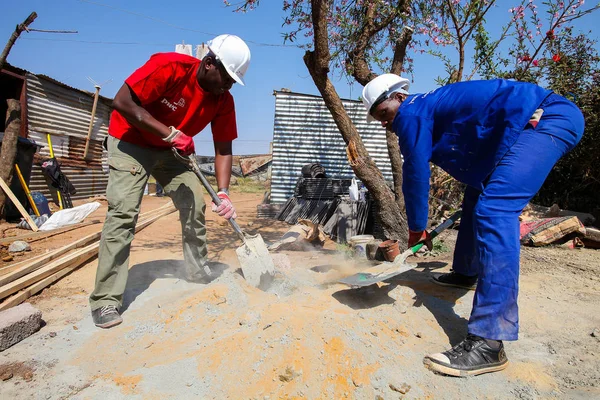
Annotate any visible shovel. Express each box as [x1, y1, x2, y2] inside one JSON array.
[[338, 210, 462, 288], [172, 149, 276, 290]]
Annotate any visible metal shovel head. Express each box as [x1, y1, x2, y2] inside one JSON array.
[[338, 249, 416, 288], [235, 233, 276, 290]]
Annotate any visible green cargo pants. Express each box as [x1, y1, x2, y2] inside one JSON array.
[[89, 136, 209, 311]]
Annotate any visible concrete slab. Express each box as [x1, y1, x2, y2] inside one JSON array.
[[0, 303, 43, 351]]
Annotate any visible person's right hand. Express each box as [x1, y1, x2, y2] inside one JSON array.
[[408, 230, 433, 250], [164, 126, 195, 156]]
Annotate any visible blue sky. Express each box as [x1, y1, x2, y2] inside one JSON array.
[[2, 0, 598, 155]]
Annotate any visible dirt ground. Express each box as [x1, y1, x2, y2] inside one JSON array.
[[0, 191, 598, 399]]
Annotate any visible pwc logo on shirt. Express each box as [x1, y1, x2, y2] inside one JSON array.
[[161, 97, 186, 112]]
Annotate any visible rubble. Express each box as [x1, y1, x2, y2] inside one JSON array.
[[268, 219, 325, 251], [520, 216, 586, 246], [8, 241, 31, 253]]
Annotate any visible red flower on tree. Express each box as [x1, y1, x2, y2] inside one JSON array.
[[552, 54, 561, 62], [546, 30, 555, 40]]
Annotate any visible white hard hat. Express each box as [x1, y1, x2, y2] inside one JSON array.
[[362, 74, 410, 122], [207, 34, 251, 86]]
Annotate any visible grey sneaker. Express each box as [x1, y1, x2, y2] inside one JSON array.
[[92, 305, 123, 329], [432, 270, 477, 290]]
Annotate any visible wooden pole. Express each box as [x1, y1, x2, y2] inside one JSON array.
[[0, 176, 38, 231], [0, 12, 37, 71], [83, 85, 100, 160]]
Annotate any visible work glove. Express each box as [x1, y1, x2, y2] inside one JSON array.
[[164, 126, 195, 156], [408, 230, 433, 250], [211, 191, 237, 220]]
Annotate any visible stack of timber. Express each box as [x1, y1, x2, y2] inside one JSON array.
[[0, 202, 176, 311]]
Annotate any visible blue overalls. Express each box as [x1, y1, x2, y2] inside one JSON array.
[[393, 79, 585, 341]]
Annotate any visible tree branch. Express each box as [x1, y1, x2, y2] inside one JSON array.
[[347, 0, 409, 85], [0, 12, 37, 71], [390, 26, 414, 75], [463, 0, 496, 39]]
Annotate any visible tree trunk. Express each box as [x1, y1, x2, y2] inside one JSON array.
[[305, 0, 408, 242], [387, 26, 412, 212], [303, 51, 408, 242], [0, 99, 21, 218], [386, 128, 405, 210], [0, 12, 37, 71]]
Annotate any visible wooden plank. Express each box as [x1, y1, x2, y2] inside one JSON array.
[[0, 204, 176, 300], [0, 202, 174, 289], [0, 203, 176, 310], [584, 227, 600, 242], [0, 252, 49, 277], [0, 202, 172, 281], [0, 220, 101, 246], [0, 176, 38, 231], [0, 253, 88, 311], [0, 229, 103, 287]]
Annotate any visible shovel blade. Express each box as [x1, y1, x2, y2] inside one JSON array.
[[235, 233, 276, 290], [337, 249, 417, 288]]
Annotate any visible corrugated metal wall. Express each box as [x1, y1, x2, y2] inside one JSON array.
[[25, 74, 111, 201], [270, 91, 392, 203]]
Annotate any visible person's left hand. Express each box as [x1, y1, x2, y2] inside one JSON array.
[[408, 230, 433, 250], [211, 191, 237, 220]]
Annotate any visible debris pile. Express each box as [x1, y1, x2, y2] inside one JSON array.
[[519, 203, 599, 249], [273, 164, 371, 243]]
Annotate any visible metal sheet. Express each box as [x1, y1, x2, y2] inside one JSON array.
[[25, 74, 110, 202], [239, 154, 272, 176], [270, 91, 392, 203]]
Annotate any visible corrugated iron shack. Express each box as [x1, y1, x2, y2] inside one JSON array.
[[270, 90, 391, 204], [0, 65, 111, 203]]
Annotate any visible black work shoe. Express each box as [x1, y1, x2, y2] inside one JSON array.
[[92, 305, 123, 329], [423, 334, 508, 377], [431, 270, 477, 290]]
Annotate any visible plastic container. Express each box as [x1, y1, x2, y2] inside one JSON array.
[[379, 239, 400, 262], [30, 192, 51, 216], [349, 234, 374, 258], [366, 239, 383, 260]]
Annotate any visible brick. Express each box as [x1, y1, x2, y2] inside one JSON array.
[[0, 303, 43, 352]]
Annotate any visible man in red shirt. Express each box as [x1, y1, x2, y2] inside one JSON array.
[[89, 34, 251, 328]]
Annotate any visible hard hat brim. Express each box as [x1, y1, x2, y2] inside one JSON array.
[[223, 64, 245, 86]]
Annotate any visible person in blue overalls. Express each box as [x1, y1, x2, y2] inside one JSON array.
[[362, 74, 584, 377]]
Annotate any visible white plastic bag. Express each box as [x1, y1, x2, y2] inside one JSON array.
[[39, 202, 101, 231], [349, 178, 359, 201]]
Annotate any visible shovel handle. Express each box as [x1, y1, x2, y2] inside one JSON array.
[[171, 149, 246, 243], [408, 209, 462, 255]]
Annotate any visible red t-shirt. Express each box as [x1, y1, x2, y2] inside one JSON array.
[[109, 52, 238, 149]]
